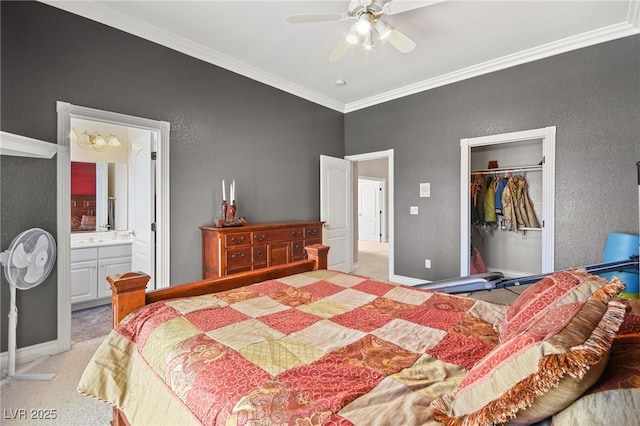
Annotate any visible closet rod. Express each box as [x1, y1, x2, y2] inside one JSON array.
[[471, 165, 542, 176]]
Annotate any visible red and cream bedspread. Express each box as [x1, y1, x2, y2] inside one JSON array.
[[79, 270, 509, 425]]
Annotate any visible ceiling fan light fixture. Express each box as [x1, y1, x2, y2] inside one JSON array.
[[346, 26, 359, 44], [356, 13, 373, 35], [362, 30, 373, 49]]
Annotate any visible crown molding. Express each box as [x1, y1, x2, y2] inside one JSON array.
[[344, 17, 640, 113], [41, 1, 640, 115]]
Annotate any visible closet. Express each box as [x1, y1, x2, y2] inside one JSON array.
[[460, 127, 556, 278]]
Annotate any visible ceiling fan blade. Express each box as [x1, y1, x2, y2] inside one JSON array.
[[286, 13, 348, 24], [329, 38, 351, 62], [386, 28, 416, 53], [382, 0, 447, 16]]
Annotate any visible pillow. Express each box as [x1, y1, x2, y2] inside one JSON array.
[[500, 269, 621, 341], [431, 276, 626, 426]]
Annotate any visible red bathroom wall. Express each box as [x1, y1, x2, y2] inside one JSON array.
[[71, 162, 96, 195]]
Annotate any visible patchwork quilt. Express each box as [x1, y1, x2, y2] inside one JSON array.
[[78, 270, 510, 425]]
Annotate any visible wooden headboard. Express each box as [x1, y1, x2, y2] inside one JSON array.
[[71, 194, 96, 231]]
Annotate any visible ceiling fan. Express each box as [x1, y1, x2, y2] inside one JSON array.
[[287, 0, 444, 62]]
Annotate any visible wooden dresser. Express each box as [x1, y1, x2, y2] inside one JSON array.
[[200, 221, 323, 279]]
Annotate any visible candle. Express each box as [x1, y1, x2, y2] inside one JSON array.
[[231, 179, 235, 201], [222, 179, 226, 200]]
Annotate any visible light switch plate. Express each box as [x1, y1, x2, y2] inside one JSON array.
[[420, 182, 430, 197], [410, 206, 419, 215]]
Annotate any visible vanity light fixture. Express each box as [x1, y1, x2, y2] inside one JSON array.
[[71, 128, 121, 151]]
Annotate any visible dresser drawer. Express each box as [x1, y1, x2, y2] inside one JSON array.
[[253, 245, 267, 268], [225, 232, 251, 246], [291, 241, 305, 260], [225, 246, 252, 270], [253, 228, 303, 243], [304, 226, 321, 239]]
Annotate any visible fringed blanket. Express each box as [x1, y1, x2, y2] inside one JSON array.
[[78, 270, 507, 425]]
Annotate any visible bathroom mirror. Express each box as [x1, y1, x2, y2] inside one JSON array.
[[71, 161, 128, 232]]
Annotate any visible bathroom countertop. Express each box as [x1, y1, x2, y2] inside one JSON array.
[[71, 239, 132, 249], [71, 232, 133, 249]]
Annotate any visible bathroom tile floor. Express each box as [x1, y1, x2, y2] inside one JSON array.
[[71, 305, 112, 343]]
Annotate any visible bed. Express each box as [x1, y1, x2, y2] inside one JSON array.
[[78, 244, 640, 425]]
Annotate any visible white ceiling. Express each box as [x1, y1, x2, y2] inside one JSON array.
[[43, 1, 639, 113]]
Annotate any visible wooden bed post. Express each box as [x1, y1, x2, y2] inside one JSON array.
[[305, 244, 329, 270], [108, 272, 150, 327]]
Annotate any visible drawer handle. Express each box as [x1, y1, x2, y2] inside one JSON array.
[[294, 244, 301, 251], [308, 229, 318, 235], [255, 234, 266, 241], [231, 236, 245, 243], [256, 251, 264, 258], [231, 252, 245, 259], [291, 231, 301, 237]]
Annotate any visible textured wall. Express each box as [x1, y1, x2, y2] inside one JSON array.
[[0, 1, 343, 351], [346, 35, 640, 280]]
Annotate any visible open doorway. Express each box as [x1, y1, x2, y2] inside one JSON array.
[[345, 151, 392, 283], [355, 162, 389, 282], [55, 102, 170, 353]]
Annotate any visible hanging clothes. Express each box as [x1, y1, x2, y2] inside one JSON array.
[[501, 175, 540, 231], [483, 177, 497, 223], [470, 175, 484, 225], [494, 177, 507, 215]]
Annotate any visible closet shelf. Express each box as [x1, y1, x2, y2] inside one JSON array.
[[471, 164, 542, 175]]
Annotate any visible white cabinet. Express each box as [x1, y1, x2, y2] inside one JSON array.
[[71, 243, 132, 310]]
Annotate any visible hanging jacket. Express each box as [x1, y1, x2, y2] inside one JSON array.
[[502, 175, 540, 231], [484, 177, 496, 223], [501, 182, 515, 231], [494, 177, 507, 215]]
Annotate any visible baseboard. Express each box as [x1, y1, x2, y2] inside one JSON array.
[[391, 274, 429, 286], [0, 339, 59, 374]]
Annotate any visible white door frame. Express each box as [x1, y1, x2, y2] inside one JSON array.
[[460, 126, 556, 277], [346, 149, 419, 285], [56, 101, 170, 353]]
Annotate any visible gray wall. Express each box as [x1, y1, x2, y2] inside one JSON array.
[[0, 1, 344, 351], [346, 35, 640, 280]]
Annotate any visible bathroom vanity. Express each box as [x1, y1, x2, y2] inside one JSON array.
[[71, 232, 132, 311]]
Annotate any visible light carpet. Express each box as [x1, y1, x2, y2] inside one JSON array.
[[1, 335, 112, 425]]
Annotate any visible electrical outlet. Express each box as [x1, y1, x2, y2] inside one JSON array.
[[425, 259, 431, 268], [410, 206, 419, 215]]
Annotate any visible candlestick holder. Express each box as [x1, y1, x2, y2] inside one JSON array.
[[221, 200, 228, 220], [215, 200, 244, 227]]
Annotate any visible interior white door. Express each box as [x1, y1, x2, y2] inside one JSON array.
[[358, 178, 381, 242], [130, 130, 156, 290], [320, 155, 352, 272]]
